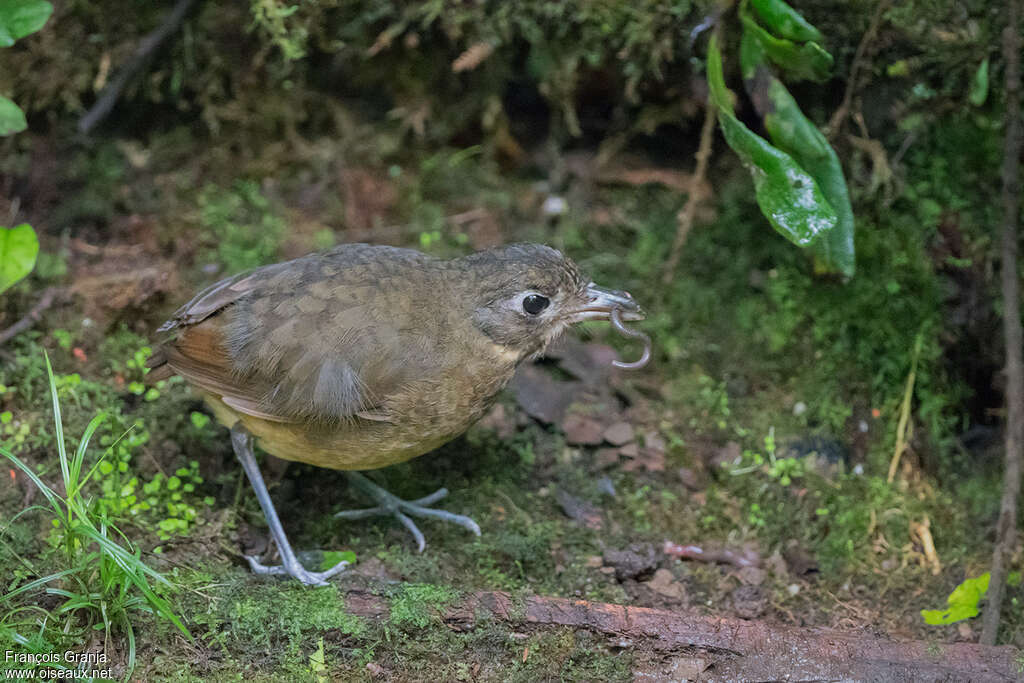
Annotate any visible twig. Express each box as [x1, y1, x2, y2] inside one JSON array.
[[0, 287, 64, 346], [78, 0, 198, 134], [981, 0, 1023, 646], [826, 0, 891, 139], [662, 100, 716, 284], [887, 332, 923, 483]]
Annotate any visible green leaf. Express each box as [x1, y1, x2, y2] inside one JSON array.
[[0, 95, 27, 136], [0, 0, 53, 47], [706, 35, 837, 249], [748, 0, 822, 42], [969, 57, 989, 106], [320, 550, 356, 570], [921, 573, 990, 625], [0, 223, 39, 293], [741, 34, 855, 277], [740, 10, 833, 83]]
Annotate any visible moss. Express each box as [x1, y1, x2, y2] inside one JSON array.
[[389, 582, 459, 629]]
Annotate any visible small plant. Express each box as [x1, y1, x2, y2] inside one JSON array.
[[730, 427, 804, 486], [0, 352, 190, 674]]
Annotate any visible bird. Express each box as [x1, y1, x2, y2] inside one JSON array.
[[147, 242, 645, 585]]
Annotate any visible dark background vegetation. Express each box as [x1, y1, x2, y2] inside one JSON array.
[[1, 0, 1021, 680]]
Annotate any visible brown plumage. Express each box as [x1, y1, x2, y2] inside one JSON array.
[[149, 242, 644, 584]]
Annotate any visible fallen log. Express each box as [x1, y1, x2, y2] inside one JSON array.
[[342, 589, 1021, 682]]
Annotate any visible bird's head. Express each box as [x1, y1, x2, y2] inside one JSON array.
[[459, 243, 644, 361]]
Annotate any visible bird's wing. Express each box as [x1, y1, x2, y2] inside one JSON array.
[[149, 245, 450, 424]]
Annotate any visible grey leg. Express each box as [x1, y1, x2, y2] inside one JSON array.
[[335, 471, 481, 552], [231, 425, 348, 586]]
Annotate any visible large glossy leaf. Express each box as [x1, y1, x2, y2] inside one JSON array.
[[0, 95, 27, 136], [0, 0, 52, 47], [748, 0, 822, 42], [0, 223, 39, 293], [740, 10, 833, 83], [707, 35, 836, 249], [741, 34, 855, 277]]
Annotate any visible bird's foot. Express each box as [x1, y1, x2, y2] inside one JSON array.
[[243, 553, 349, 587], [335, 473, 481, 552]]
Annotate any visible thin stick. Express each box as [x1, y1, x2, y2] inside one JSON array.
[[78, 0, 198, 134], [887, 332, 922, 483], [826, 0, 891, 139], [0, 287, 63, 346], [981, 0, 1023, 646], [662, 100, 716, 284]]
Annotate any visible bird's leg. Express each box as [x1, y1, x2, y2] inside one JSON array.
[[231, 425, 349, 586], [335, 471, 481, 552]]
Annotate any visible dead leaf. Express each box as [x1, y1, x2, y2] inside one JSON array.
[[452, 42, 495, 72]]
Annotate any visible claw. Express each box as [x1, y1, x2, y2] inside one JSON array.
[[336, 473, 481, 551], [244, 554, 349, 586]]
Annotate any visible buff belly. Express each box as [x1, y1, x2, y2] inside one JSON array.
[[203, 392, 485, 471]]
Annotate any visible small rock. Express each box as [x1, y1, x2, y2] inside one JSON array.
[[585, 555, 604, 568], [593, 447, 621, 469], [645, 568, 686, 600], [603, 544, 658, 581], [643, 430, 667, 453], [677, 467, 704, 491], [512, 364, 581, 424], [619, 442, 640, 458], [787, 583, 801, 596], [596, 476, 617, 497], [562, 414, 605, 445], [793, 401, 807, 416], [603, 421, 635, 446], [957, 622, 974, 640]]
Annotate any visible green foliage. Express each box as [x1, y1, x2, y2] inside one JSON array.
[[0, 224, 39, 294], [921, 573, 989, 625], [199, 180, 286, 273], [0, 352, 188, 676], [706, 0, 855, 278], [0, 0, 51, 135], [707, 34, 846, 274]]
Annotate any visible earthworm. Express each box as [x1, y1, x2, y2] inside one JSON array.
[[610, 307, 651, 370]]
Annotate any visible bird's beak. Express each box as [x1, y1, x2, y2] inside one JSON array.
[[569, 283, 646, 323]]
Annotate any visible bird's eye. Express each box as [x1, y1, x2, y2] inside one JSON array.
[[522, 294, 550, 315]]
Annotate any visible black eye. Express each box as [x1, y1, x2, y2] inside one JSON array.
[[522, 294, 550, 315]]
